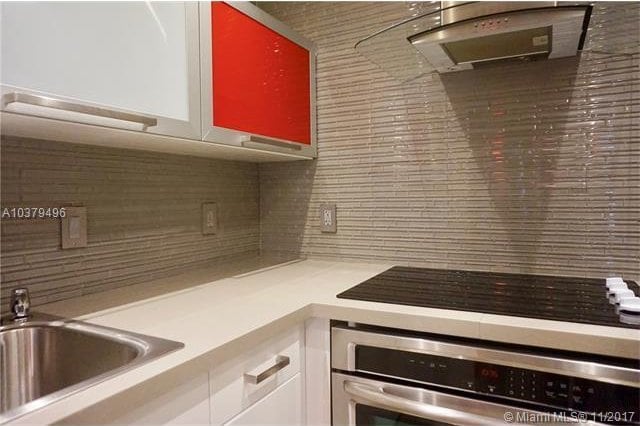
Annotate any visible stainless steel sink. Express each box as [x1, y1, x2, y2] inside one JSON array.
[[0, 314, 184, 423]]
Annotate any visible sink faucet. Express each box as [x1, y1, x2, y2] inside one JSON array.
[[10, 288, 31, 321]]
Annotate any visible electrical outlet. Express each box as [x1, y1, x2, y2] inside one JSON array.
[[202, 203, 218, 235], [61, 207, 87, 249], [320, 203, 337, 233]]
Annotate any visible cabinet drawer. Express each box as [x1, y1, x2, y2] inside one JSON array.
[[210, 326, 303, 425], [223, 373, 302, 426]]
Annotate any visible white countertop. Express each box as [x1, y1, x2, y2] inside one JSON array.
[[11, 259, 640, 425]]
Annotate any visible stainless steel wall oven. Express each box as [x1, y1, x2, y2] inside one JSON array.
[[331, 323, 640, 426]]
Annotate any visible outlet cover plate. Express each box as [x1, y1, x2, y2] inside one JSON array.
[[61, 207, 87, 249], [319, 203, 337, 233], [202, 203, 218, 235]]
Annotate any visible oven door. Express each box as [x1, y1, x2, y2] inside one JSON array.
[[332, 373, 603, 426]]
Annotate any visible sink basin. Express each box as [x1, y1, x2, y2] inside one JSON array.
[[0, 314, 183, 423]]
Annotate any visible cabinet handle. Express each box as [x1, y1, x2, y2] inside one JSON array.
[[2, 92, 158, 130], [241, 135, 303, 151], [244, 355, 290, 385]]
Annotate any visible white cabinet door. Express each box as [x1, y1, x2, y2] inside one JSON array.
[[0, 1, 200, 139], [210, 326, 303, 425], [199, 1, 317, 160], [224, 373, 303, 426]]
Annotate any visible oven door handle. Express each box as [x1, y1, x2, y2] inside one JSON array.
[[343, 380, 598, 426], [344, 380, 506, 426]]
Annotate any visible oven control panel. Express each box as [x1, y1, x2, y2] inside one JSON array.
[[475, 362, 629, 413], [355, 346, 639, 415]]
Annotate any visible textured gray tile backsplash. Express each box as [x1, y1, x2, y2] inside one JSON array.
[[258, 2, 639, 279], [1, 138, 260, 307], [0, 3, 638, 309]]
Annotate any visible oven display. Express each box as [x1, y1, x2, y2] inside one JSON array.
[[480, 367, 499, 379], [355, 345, 640, 414]]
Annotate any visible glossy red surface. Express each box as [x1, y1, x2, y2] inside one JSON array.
[[211, 2, 311, 145]]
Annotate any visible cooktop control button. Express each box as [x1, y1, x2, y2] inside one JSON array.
[[619, 297, 640, 324], [608, 287, 633, 304], [606, 277, 625, 288], [614, 289, 635, 304], [620, 297, 640, 313], [606, 281, 628, 295]]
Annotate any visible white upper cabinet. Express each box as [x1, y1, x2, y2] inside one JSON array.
[[0, 2, 200, 139], [0, 2, 315, 162]]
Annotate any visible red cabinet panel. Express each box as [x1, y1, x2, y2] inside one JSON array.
[[211, 2, 311, 145]]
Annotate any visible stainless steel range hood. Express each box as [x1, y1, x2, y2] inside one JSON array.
[[355, 2, 592, 81]]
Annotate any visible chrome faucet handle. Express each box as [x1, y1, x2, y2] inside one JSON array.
[[10, 288, 31, 321]]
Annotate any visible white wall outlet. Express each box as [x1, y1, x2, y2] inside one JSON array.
[[61, 206, 87, 249], [202, 202, 218, 235], [319, 203, 337, 233]]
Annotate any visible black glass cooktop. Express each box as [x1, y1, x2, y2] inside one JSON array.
[[337, 266, 639, 329]]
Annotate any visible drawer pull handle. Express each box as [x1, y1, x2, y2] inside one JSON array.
[[2, 92, 158, 130], [244, 355, 290, 385], [241, 135, 303, 151]]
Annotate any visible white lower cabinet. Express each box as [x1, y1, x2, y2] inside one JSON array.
[[224, 373, 302, 426], [210, 326, 304, 425], [65, 324, 308, 425]]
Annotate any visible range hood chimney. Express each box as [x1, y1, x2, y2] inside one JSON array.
[[355, 2, 592, 81]]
